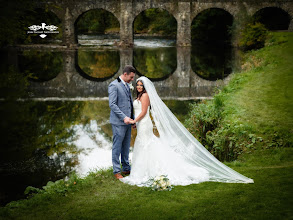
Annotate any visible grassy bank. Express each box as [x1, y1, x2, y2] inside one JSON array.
[[225, 32, 293, 142], [0, 148, 292, 220], [185, 32, 293, 161], [0, 32, 292, 219]]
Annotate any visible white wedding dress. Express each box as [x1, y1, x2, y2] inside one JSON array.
[[121, 99, 210, 186], [120, 76, 253, 186]]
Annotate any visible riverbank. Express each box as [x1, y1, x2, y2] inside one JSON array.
[[0, 32, 292, 219]]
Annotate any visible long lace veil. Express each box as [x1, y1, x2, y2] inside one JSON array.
[[137, 76, 253, 183]]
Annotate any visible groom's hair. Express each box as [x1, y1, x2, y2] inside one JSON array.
[[123, 65, 136, 75]]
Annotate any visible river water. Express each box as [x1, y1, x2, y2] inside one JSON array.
[[0, 35, 237, 205]]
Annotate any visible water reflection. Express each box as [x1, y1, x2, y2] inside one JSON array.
[[10, 37, 238, 99], [72, 120, 116, 176], [78, 34, 119, 46], [77, 35, 175, 47], [18, 50, 63, 81], [77, 49, 120, 80], [134, 47, 177, 80], [0, 99, 194, 206], [191, 43, 232, 81], [134, 38, 176, 48], [0, 100, 83, 205]]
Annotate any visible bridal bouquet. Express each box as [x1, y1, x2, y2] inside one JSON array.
[[150, 175, 173, 191]]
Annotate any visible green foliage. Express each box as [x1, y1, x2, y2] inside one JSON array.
[[185, 98, 222, 146], [19, 50, 63, 81], [24, 186, 42, 197], [0, 2, 62, 47], [185, 90, 262, 161], [134, 9, 176, 37], [205, 123, 264, 161], [22, 172, 81, 200], [0, 65, 30, 100], [76, 9, 119, 35], [191, 44, 233, 81], [0, 100, 84, 163], [163, 100, 196, 123], [239, 22, 268, 51], [0, 1, 35, 46], [191, 8, 233, 44], [133, 12, 149, 32], [78, 50, 120, 78], [134, 47, 176, 78], [253, 7, 291, 31]]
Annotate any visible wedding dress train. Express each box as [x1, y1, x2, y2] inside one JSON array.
[[120, 76, 253, 187]]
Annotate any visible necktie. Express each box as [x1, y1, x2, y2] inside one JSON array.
[[125, 83, 130, 93]]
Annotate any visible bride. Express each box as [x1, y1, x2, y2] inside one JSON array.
[[120, 76, 253, 187]]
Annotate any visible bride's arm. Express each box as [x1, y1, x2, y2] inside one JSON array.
[[133, 93, 150, 123]]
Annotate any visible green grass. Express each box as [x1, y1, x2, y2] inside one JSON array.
[[185, 32, 293, 161], [225, 32, 293, 140], [1, 32, 293, 219], [0, 148, 292, 220]]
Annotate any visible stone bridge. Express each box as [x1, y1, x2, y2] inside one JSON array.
[[20, 0, 293, 99], [36, 0, 293, 47], [13, 46, 230, 99]]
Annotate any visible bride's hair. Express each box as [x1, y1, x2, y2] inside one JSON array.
[[136, 80, 147, 100], [136, 80, 151, 109]]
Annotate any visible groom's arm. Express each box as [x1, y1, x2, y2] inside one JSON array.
[[108, 83, 127, 122]]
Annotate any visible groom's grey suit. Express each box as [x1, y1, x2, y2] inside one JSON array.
[[108, 77, 134, 174]]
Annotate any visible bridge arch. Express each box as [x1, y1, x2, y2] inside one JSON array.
[[132, 3, 177, 20], [133, 8, 177, 38], [33, 0, 293, 48], [253, 7, 291, 30], [73, 9, 121, 81], [190, 8, 233, 81], [75, 49, 120, 82], [74, 8, 120, 44], [132, 8, 177, 81], [191, 8, 233, 44], [191, 4, 237, 21]]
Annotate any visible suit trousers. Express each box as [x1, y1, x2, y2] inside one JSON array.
[[111, 124, 131, 174]]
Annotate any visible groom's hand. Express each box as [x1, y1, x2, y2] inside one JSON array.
[[124, 117, 131, 125], [129, 119, 136, 125]]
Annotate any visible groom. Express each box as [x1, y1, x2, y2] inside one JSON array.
[[108, 65, 136, 179]]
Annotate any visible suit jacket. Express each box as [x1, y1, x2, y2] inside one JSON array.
[[108, 77, 134, 125]]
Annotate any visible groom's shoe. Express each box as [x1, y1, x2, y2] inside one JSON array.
[[114, 173, 124, 179], [121, 171, 130, 175]]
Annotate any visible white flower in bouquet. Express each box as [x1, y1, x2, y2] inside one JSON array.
[[128, 83, 134, 91], [149, 175, 173, 191]]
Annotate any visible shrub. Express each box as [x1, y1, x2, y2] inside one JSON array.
[[185, 98, 264, 161], [239, 22, 268, 51], [205, 122, 263, 161], [185, 94, 223, 146]]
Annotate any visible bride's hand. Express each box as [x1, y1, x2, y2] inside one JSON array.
[[129, 119, 136, 124]]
